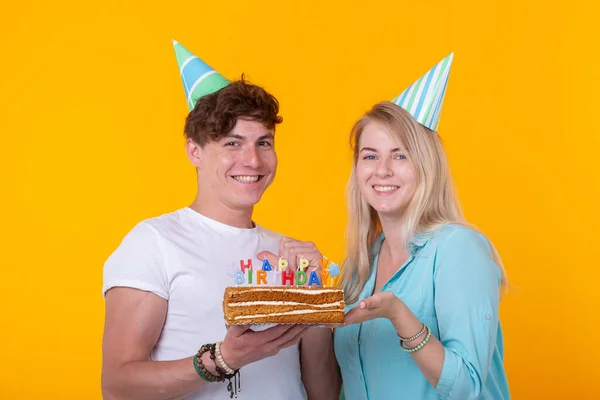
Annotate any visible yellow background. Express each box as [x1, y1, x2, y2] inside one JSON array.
[[1, 0, 599, 398]]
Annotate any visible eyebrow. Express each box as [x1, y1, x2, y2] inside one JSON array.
[[257, 133, 275, 141], [360, 147, 403, 152], [223, 133, 274, 141]]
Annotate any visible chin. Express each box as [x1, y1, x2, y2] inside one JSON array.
[[232, 194, 264, 209], [374, 207, 395, 215], [370, 202, 404, 216]]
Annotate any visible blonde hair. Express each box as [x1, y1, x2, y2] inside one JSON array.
[[341, 102, 508, 304]]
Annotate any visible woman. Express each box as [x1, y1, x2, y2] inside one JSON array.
[[334, 101, 510, 399]]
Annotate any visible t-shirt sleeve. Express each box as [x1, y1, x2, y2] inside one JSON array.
[[102, 221, 169, 300]]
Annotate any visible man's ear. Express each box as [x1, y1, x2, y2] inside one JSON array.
[[185, 138, 203, 168]]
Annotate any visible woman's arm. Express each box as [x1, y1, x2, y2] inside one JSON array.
[[345, 227, 502, 400], [427, 227, 502, 400]]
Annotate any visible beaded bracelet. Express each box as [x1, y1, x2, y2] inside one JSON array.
[[397, 323, 426, 342], [192, 354, 213, 382], [215, 342, 236, 375], [193, 345, 222, 382], [400, 325, 431, 353], [208, 343, 241, 398]]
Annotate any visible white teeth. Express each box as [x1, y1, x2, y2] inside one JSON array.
[[233, 176, 260, 183], [374, 185, 398, 192]]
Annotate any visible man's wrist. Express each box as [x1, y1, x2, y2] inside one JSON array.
[[199, 351, 219, 376], [218, 340, 240, 370]]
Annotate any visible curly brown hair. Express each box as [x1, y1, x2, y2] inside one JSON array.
[[184, 75, 283, 146]]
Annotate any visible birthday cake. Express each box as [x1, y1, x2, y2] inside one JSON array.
[[224, 255, 344, 325], [223, 286, 345, 325]]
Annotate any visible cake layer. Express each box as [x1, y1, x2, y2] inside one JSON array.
[[227, 309, 345, 325], [224, 286, 344, 305], [227, 302, 343, 317], [223, 286, 345, 325]]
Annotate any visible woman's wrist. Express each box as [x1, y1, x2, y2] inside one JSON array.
[[387, 296, 408, 326], [388, 298, 424, 341]]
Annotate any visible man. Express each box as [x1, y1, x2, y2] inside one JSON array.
[[101, 41, 339, 399]]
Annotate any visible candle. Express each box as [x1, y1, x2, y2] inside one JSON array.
[[257, 270, 267, 285], [308, 270, 321, 287], [261, 259, 272, 271], [320, 268, 330, 287], [282, 269, 294, 286], [278, 258, 288, 272], [295, 270, 308, 286], [240, 259, 253, 273], [298, 257, 309, 272], [328, 263, 341, 278], [234, 270, 245, 285], [319, 258, 330, 269]]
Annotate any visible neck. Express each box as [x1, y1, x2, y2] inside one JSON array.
[[378, 213, 410, 261], [189, 196, 254, 229]]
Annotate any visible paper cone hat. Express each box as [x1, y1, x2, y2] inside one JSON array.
[[392, 53, 454, 132], [173, 40, 229, 111]]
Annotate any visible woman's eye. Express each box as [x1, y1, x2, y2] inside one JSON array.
[[395, 154, 407, 160], [363, 155, 376, 160]]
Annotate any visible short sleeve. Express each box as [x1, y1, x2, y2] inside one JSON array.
[[102, 221, 169, 299]]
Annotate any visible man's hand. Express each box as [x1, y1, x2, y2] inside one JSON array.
[[219, 324, 309, 369]]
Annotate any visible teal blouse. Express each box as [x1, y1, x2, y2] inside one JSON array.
[[334, 224, 510, 399]]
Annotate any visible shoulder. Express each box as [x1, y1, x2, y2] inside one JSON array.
[[124, 208, 198, 244], [430, 224, 500, 283], [110, 209, 189, 253], [255, 223, 284, 243], [431, 223, 491, 255], [141, 208, 189, 237]]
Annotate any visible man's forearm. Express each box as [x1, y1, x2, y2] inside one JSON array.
[[300, 327, 341, 400], [102, 353, 216, 400]]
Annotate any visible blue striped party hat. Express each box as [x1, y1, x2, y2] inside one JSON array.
[[173, 40, 229, 111], [392, 53, 454, 132]]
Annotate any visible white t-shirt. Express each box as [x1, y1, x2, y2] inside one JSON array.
[[103, 207, 306, 400]]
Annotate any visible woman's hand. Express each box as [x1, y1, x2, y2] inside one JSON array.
[[343, 291, 405, 325]]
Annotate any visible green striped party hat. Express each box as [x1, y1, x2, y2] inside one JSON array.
[[173, 39, 230, 111], [392, 53, 454, 132]]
